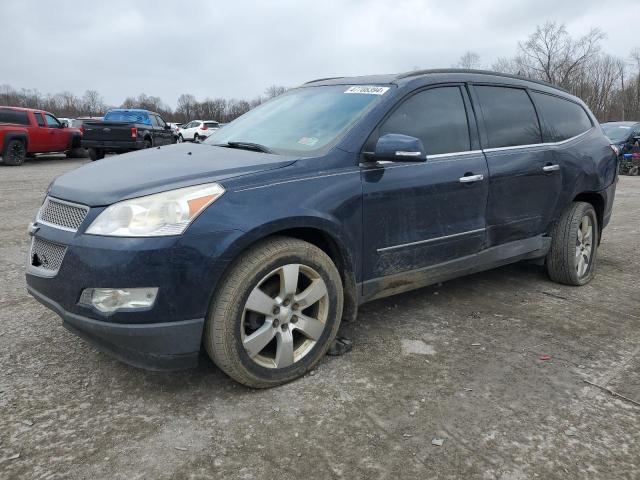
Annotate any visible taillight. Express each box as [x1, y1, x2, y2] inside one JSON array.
[[201, 125, 208, 131], [131, 127, 138, 138], [80, 126, 85, 135]]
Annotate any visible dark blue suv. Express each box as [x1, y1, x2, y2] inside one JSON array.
[[26, 70, 618, 387]]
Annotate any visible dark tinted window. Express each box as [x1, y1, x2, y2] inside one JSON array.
[[475, 86, 541, 148], [0, 108, 30, 126], [531, 92, 593, 142], [204, 122, 219, 128], [34, 113, 46, 127], [379, 86, 470, 155]]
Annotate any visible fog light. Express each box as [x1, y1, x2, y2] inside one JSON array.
[[79, 287, 158, 313]]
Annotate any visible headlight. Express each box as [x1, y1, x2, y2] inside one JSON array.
[[86, 183, 225, 237]]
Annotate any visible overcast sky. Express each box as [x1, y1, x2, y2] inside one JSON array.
[[1, 0, 639, 108]]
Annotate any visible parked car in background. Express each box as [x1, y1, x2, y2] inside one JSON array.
[[81, 109, 175, 160], [177, 120, 219, 142], [69, 117, 103, 130], [0, 106, 84, 166], [26, 70, 617, 387], [601, 120, 640, 153], [168, 122, 182, 141]]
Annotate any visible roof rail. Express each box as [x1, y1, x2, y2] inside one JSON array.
[[395, 68, 568, 93], [303, 76, 346, 85]]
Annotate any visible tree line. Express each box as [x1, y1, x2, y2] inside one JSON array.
[[456, 22, 640, 122], [2, 22, 638, 124], [0, 84, 288, 123]]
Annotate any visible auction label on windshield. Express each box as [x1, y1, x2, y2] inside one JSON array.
[[344, 86, 390, 95]]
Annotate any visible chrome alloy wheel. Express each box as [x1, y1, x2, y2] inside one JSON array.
[[576, 215, 593, 278], [241, 264, 329, 369]]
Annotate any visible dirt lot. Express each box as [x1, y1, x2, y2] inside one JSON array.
[[1, 156, 639, 479]]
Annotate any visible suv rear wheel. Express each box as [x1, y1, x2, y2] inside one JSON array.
[[2, 139, 26, 166], [204, 237, 344, 388], [546, 201, 598, 285]]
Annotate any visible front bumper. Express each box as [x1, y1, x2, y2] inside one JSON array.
[[28, 285, 204, 370], [25, 220, 243, 370]]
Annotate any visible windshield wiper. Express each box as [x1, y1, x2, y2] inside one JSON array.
[[215, 141, 273, 154]]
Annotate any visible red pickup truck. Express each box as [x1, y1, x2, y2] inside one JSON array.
[[0, 106, 84, 166]]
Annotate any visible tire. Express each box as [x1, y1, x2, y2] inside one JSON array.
[[2, 139, 26, 166], [177, 134, 184, 143], [630, 166, 639, 176], [143, 139, 152, 148], [546, 201, 598, 286], [88, 148, 105, 161], [193, 133, 199, 143], [204, 236, 344, 388], [66, 147, 87, 159]]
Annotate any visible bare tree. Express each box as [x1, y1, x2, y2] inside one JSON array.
[[264, 85, 288, 99], [82, 89, 104, 117], [455, 51, 481, 69], [176, 93, 197, 121], [515, 22, 604, 89]]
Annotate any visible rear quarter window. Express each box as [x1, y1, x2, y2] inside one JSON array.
[[0, 108, 30, 126], [530, 92, 593, 142], [475, 86, 542, 149]]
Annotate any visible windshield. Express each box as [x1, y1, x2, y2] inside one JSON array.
[[104, 110, 151, 125], [204, 85, 390, 155], [602, 124, 633, 143]]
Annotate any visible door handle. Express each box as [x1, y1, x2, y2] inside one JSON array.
[[459, 174, 484, 183], [542, 164, 560, 172]]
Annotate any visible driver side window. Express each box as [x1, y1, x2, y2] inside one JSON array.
[[44, 113, 61, 128], [378, 86, 471, 155]]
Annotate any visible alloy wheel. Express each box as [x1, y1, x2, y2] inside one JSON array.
[[576, 215, 593, 278], [241, 263, 329, 369]]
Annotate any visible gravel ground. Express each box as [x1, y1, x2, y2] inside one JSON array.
[[1, 156, 639, 479]]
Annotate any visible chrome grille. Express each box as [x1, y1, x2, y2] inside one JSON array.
[[38, 197, 89, 232], [30, 237, 67, 272]]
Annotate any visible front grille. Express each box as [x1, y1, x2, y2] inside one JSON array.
[[30, 237, 67, 272], [38, 197, 89, 232]]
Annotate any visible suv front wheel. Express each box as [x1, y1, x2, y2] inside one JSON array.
[[546, 201, 599, 285], [204, 237, 344, 388]]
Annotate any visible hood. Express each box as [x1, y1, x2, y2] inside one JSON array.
[[50, 143, 297, 206]]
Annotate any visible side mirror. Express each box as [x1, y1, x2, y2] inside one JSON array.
[[370, 134, 427, 162], [60, 122, 68, 128]]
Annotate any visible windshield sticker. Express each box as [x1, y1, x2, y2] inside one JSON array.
[[298, 137, 319, 146], [344, 86, 390, 95]]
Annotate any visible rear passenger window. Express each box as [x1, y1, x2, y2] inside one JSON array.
[[475, 86, 542, 148], [34, 113, 46, 127], [0, 108, 30, 125], [379, 86, 470, 155], [530, 92, 592, 142]]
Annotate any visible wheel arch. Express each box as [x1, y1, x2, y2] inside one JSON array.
[[2, 132, 28, 152], [218, 220, 359, 324], [573, 191, 605, 242]]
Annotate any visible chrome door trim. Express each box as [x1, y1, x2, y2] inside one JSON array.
[[482, 128, 593, 154], [377, 228, 486, 253]]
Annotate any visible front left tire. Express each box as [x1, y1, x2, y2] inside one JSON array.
[[204, 237, 344, 388]]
